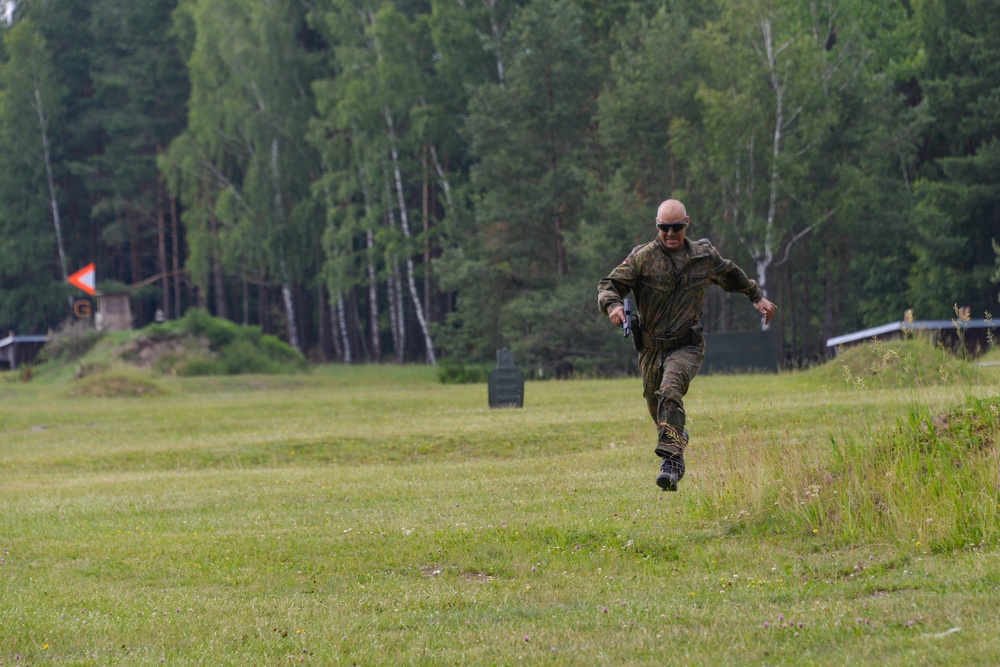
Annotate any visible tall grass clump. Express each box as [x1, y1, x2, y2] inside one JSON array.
[[437, 358, 492, 384], [695, 393, 999, 548], [34, 320, 103, 364], [690, 407, 834, 538], [827, 394, 1000, 550], [696, 337, 998, 549], [807, 336, 977, 389]]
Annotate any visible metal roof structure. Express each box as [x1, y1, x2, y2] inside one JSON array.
[[0, 334, 50, 370], [826, 319, 995, 348], [0, 334, 49, 347]]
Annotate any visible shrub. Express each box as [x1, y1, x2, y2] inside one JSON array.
[[259, 334, 306, 368], [437, 359, 492, 384], [180, 308, 241, 349], [140, 310, 305, 376], [38, 321, 103, 363], [36, 310, 308, 378], [220, 340, 279, 375], [177, 357, 224, 377], [141, 322, 177, 342]]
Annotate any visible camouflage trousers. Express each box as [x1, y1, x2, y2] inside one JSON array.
[[638, 341, 705, 458]]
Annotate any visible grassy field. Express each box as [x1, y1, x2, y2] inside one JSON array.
[[1, 342, 999, 665]]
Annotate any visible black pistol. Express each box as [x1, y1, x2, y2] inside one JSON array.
[[622, 298, 632, 339], [622, 297, 642, 352]]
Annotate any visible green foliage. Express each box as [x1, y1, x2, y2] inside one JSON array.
[[436, 358, 492, 384], [804, 336, 982, 388], [440, 0, 601, 365], [907, 0, 1000, 318], [180, 307, 244, 349], [1, 0, 999, 370], [36, 321, 103, 364], [0, 18, 71, 334], [218, 340, 277, 375], [164, 0, 321, 351], [175, 356, 222, 377], [83, 0, 189, 267], [597, 4, 709, 222], [166, 309, 307, 374], [824, 395, 1000, 550], [36, 309, 306, 378], [259, 334, 307, 366]]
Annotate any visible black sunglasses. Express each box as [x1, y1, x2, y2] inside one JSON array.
[[656, 221, 689, 234]]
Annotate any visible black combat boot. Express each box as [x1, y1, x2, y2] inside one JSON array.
[[656, 452, 685, 492]]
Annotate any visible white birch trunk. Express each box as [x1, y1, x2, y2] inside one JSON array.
[[385, 107, 437, 364], [429, 144, 453, 211], [755, 19, 785, 330], [366, 228, 380, 362], [34, 84, 69, 301], [270, 138, 300, 350], [336, 294, 351, 364], [380, 166, 406, 362], [385, 256, 403, 362], [352, 147, 381, 362], [280, 277, 299, 350], [485, 0, 509, 87]]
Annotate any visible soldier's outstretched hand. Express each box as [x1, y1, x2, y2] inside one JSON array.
[[754, 298, 777, 325]]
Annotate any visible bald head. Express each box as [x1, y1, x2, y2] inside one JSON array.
[[656, 199, 688, 224], [655, 199, 689, 251]]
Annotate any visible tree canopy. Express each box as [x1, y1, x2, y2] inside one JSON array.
[[1, 0, 997, 371]]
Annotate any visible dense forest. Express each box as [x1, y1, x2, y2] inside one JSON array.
[[0, 0, 997, 373]]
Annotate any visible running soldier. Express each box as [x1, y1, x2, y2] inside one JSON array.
[[598, 199, 777, 491]]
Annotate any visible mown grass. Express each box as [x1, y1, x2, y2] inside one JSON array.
[[1, 346, 998, 665]]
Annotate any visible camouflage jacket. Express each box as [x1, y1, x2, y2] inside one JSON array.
[[597, 237, 763, 338]]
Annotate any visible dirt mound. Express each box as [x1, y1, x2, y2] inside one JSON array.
[[117, 334, 212, 370]]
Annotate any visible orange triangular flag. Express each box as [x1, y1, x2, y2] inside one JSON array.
[[68, 263, 96, 295]]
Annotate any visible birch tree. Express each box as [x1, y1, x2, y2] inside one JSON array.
[[166, 0, 319, 350], [0, 18, 71, 329], [371, 7, 437, 363], [0, 20, 69, 291], [312, 0, 438, 363], [680, 0, 836, 330]]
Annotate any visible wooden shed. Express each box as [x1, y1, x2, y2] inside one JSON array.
[[95, 292, 133, 332]]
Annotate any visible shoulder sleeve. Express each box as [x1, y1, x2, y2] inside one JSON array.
[[703, 240, 764, 303], [597, 246, 643, 316]]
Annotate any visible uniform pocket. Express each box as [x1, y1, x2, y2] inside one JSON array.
[[639, 272, 675, 294]]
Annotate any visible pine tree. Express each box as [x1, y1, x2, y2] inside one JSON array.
[[909, 0, 1000, 317]]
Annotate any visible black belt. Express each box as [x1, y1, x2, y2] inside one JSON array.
[[641, 329, 701, 352]]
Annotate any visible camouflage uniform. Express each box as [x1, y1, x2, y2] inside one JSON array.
[[597, 236, 763, 470]]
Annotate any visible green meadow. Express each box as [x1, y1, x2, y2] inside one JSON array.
[[2, 341, 999, 665]]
